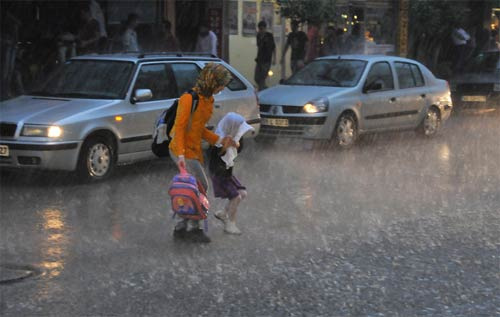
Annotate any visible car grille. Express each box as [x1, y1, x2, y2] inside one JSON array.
[[261, 115, 326, 125], [0, 123, 17, 137], [260, 104, 303, 114], [260, 125, 305, 136], [457, 83, 494, 94]]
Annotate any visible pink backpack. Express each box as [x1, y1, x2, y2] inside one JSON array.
[[168, 167, 210, 221]]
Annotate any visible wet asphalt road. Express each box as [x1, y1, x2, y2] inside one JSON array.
[[1, 109, 499, 316]]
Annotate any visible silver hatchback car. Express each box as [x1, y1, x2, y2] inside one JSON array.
[[258, 55, 453, 147], [0, 54, 260, 181]]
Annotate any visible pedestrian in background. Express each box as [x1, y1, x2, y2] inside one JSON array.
[[160, 20, 179, 52], [305, 21, 320, 63], [344, 24, 364, 54], [451, 23, 470, 74], [77, 4, 100, 55], [210, 113, 254, 235], [122, 13, 140, 52], [281, 20, 308, 74], [89, 0, 108, 52], [169, 63, 234, 243], [254, 21, 276, 91], [195, 21, 217, 56], [320, 26, 339, 56]]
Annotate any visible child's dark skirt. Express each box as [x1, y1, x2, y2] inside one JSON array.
[[211, 175, 246, 199]]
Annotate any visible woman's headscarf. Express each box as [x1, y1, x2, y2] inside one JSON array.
[[215, 112, 254, 168], [194, 63, 232, 97]]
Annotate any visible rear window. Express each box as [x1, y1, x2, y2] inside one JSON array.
[[226, 72, 247, 91], [395, 62, 425, 89]]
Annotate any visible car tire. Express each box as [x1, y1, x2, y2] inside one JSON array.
[[333, 113, 358, 149], [417, 106, 441, 137], [77, 135, 116, 182]]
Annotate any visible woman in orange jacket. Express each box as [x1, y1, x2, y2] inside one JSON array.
[[169, 63, 234, 243]]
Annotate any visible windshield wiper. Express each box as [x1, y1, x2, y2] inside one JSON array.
[[52, 92, 113, 99], [29, 91, 54, 97]]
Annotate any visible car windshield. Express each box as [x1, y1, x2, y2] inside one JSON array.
[[283, 59, 367, 87], [464, 51, 500, 73], [29, 60, 134, 99]]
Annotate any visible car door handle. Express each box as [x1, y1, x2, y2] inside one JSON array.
[[420, 94, 426, 98], [214, 104, 221, 109], [390, 97, 397, 103]]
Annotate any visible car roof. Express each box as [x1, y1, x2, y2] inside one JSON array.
[[317, 54, 423, 64], [71, 52, 222, 63]]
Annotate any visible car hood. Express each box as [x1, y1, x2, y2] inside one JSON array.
[[0, 95, 116, 124], [258, 85, 347, 106]]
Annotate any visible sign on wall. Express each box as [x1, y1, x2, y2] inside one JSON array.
[[229, 1, 238, 35], [242, 1, 257, 36], [260, 2, 274, 30], [397, 0, 409, 57]]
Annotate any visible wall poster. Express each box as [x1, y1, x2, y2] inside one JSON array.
[[242, 1, 257, 36]]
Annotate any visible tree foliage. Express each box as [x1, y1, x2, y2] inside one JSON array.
[[276, 0, 337, 23], [408, 0, 470, 76]]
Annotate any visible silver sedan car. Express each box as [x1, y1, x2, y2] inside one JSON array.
[[0, 54, 260, 181], [258, 55, 453, 148]]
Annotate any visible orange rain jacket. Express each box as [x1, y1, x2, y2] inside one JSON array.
[[169, 92, 219, 162]]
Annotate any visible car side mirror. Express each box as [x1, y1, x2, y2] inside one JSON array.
[[363, 82, 383, 93], [133, 89, 153, 103]]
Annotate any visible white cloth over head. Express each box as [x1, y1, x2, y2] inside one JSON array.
[[215, 112, 254, 168]]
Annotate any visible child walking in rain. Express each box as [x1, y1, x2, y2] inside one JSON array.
[[209, 113, 254, 235]]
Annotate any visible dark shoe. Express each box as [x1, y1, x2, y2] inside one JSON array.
[[173, 227, 187, 239], [187, 229, 211, 243]]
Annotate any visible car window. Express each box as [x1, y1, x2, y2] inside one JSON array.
[[171, 63, 200, 96], [133, 63, 177, 101], [395, 62, 425, 89], [226, 71, 247, 91], [410, 64, 425, 86], [365, 62, 394, 91]]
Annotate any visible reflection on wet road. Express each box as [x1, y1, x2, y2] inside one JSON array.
[[1, 111, 499, 316]]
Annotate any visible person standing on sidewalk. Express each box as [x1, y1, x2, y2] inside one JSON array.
[[169, 63, 234, 243], [195, 21, 217, 56], [122, 13, 140, 52], [281, 20, 308, 74], [254, 21, 276, 91]]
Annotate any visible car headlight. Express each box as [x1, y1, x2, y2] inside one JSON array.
[[22, 125, 63, 138], [303, 98, 329, 113]]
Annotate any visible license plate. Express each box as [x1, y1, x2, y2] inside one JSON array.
[[462, 95, 486, 102], [262, 118, 289, 127], [0, 145, 9, 157]]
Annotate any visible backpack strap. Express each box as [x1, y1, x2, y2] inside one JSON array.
[[186, 90, 199, 131]]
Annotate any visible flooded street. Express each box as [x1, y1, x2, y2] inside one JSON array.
[[1, 110, 499, 316]]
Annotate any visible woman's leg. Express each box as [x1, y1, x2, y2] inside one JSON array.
[[225, 190, 247, 222]]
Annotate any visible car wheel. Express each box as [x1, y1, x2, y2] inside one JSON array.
[[418, 106, 441, 137], [77, 135, 116, 181], [333, 113, 358, 149]]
